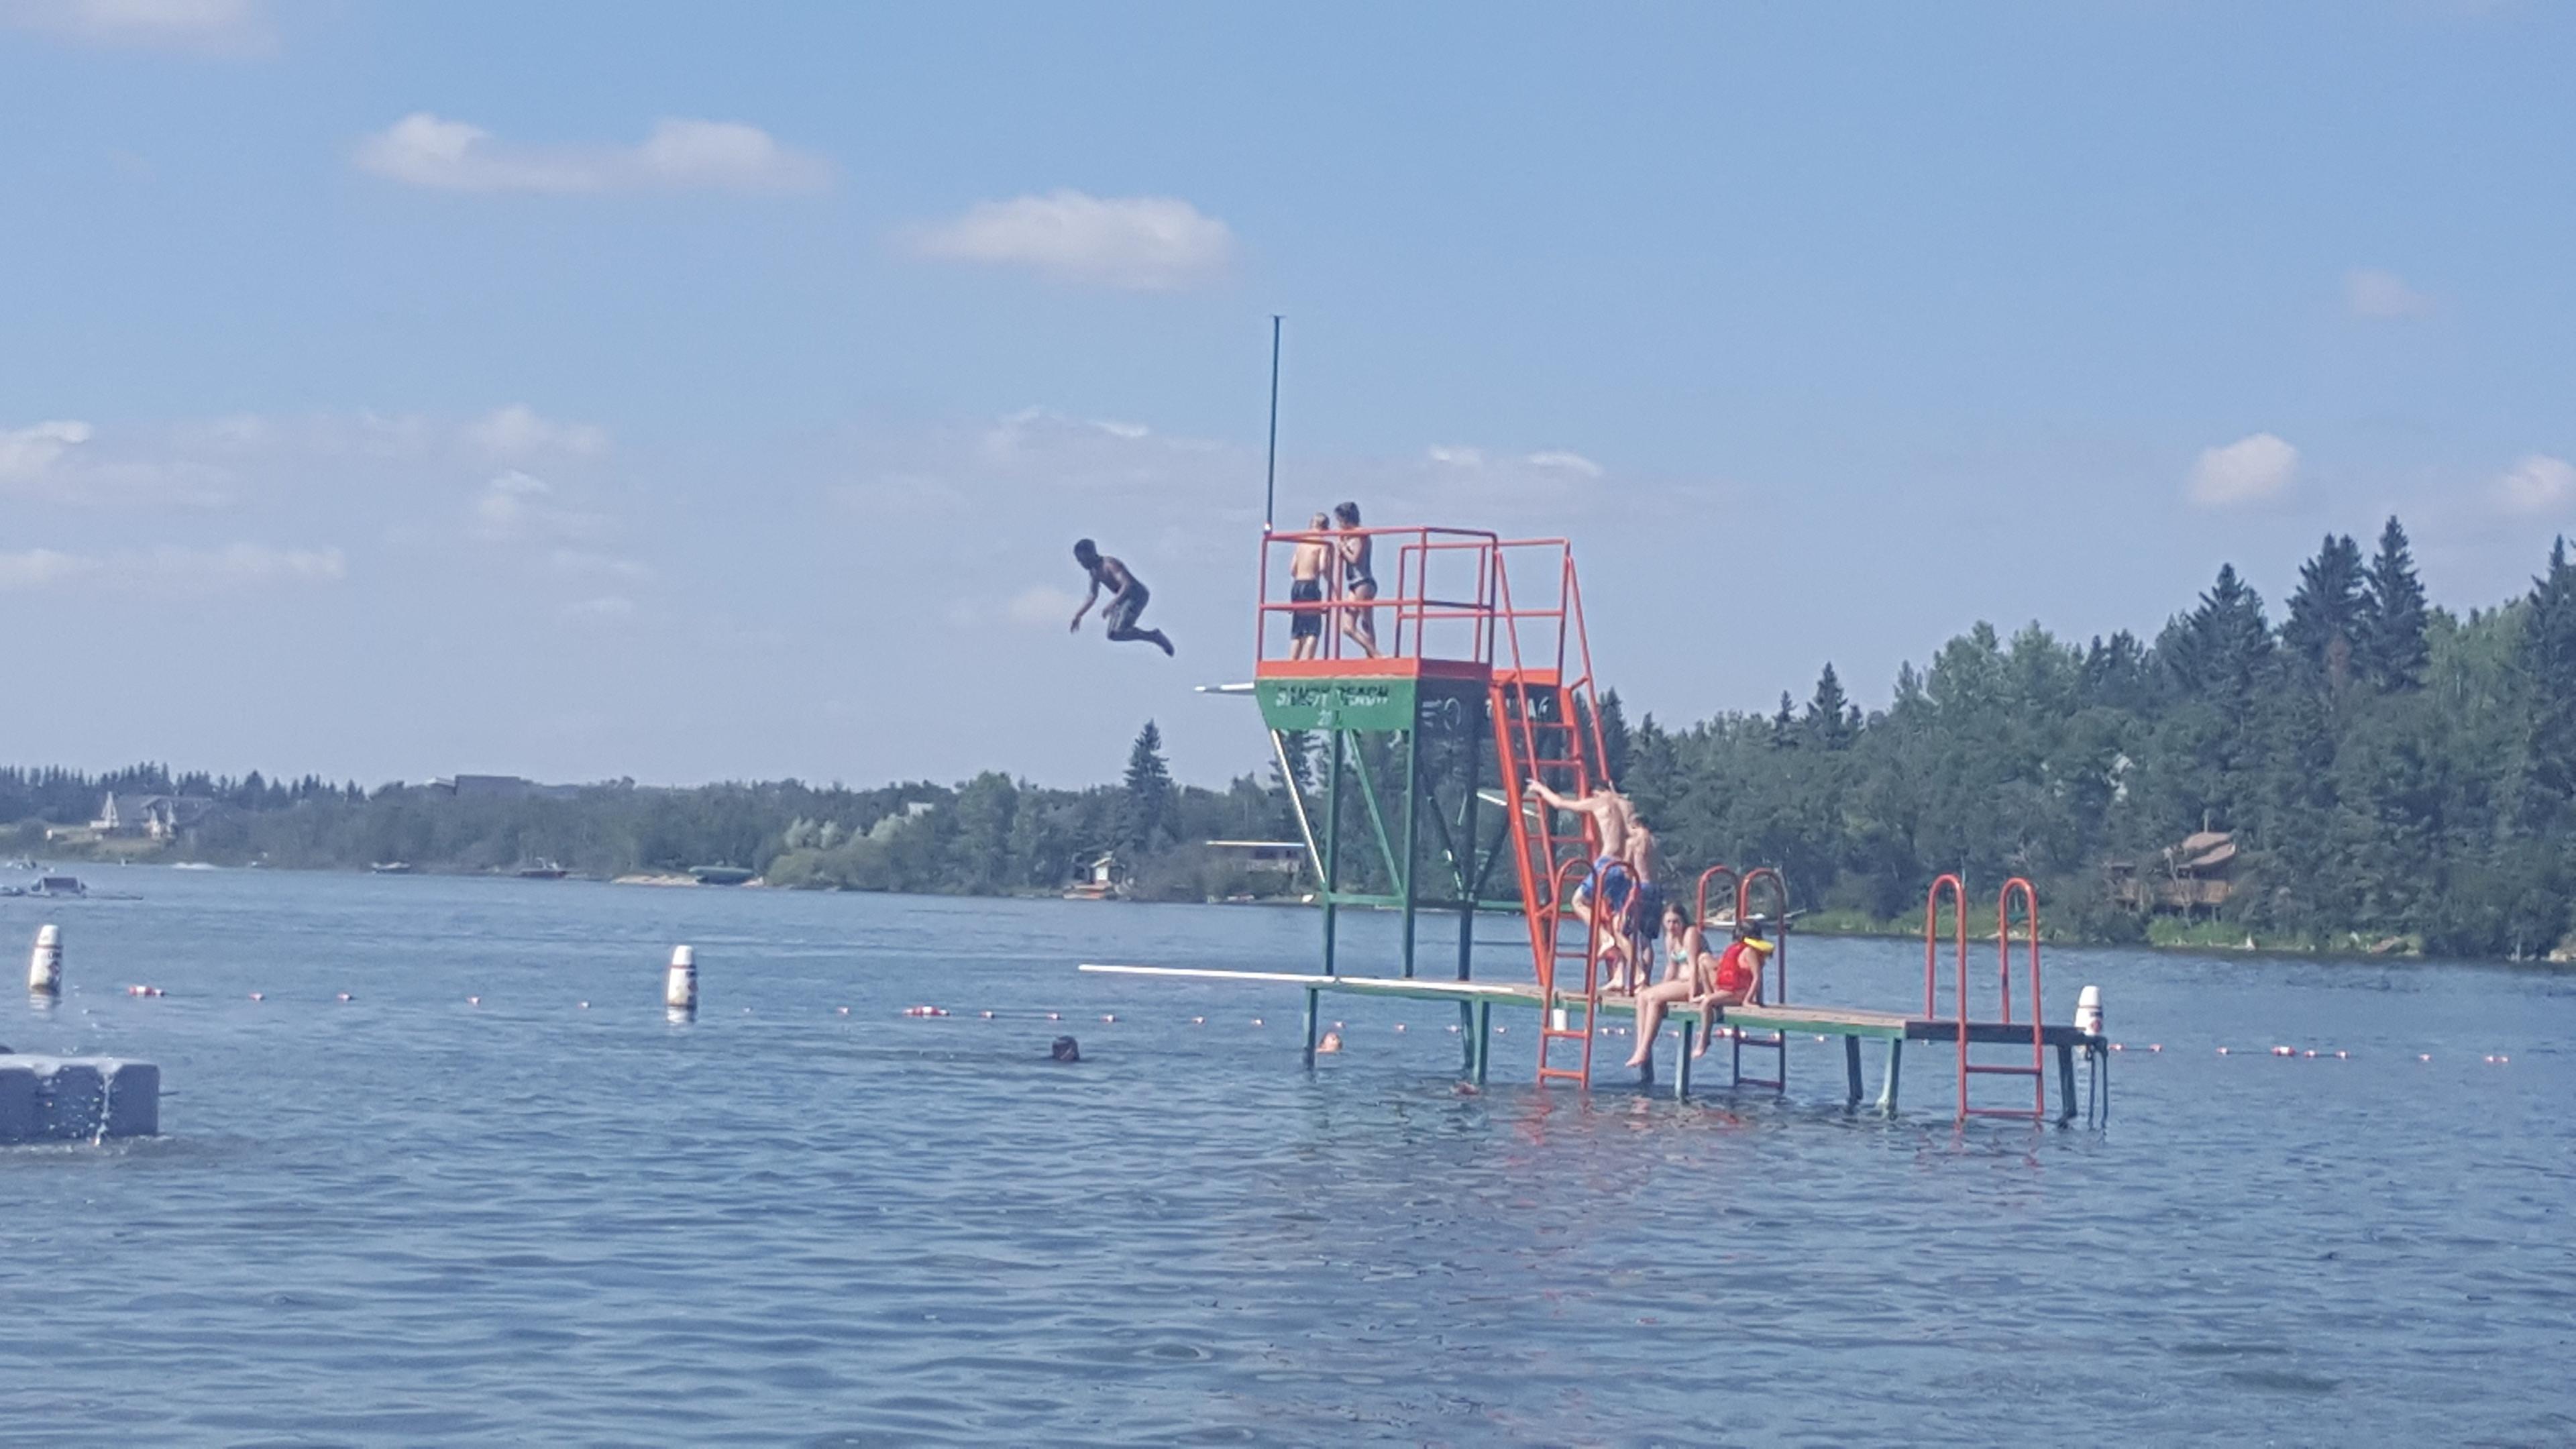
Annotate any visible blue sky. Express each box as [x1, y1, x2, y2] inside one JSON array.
[[3, 1, 2571, 788]]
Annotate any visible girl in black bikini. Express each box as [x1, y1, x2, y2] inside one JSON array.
[[1333, 500, 1378, 658]]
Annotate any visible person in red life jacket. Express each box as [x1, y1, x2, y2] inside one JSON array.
[[1692, 927, 1774, 1059]]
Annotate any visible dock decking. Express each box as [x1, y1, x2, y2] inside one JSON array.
[[1076, 963, 2102, 1120]]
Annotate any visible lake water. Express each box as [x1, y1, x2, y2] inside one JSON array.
[[3, 869, 2571, 1446]]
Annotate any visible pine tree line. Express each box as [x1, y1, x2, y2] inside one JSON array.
[[1617, 519, 2576, 957]]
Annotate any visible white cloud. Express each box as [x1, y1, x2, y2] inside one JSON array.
[[559, 594, 637, 625], [2494, 454, 2576, 516], [1005, 585, 1082, 627], [471, 469, 604, 545], [1527, 449, 1605, 478], [547, 548, 651, 582], [2187, 433, 2298, 508], [466, 404, 608, 461], [908, 190, 1234, 290], [2345, 267, 2435, 319], [0, 417, 232, 506], [1426, 445, 1485, 468], [0, 548, 98, 590], [0, 0, 271, 54], [354, 113, 830, 195], [0, 543, 342, 592], [0, 419, 93, 485]]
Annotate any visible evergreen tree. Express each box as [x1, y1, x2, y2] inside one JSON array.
[[2080, 631, 2151, 710], [2360, 516, 2430, 691], [1121, 720, 1174, 853], [1596, 690, 1632, 784], [2518, 539, 2576, 816], [2281, 533, 2365, 691], [1769, 692, 1799, 749], [2165, 564, 2275, 702], [1803, 663, 1857, 749], [1266, 729, 1316, 835]]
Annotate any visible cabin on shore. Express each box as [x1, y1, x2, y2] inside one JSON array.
[[2105, 829, 2237, 914]]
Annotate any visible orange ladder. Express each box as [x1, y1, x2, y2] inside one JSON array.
[[1532, 856, 1612, 1085], [1926, 875, 2049, 1121]]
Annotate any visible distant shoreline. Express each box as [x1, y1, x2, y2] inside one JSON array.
[[44, 854, 2576, 966]]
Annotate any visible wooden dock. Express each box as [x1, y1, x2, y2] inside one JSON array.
[[1076, 963, 2102, 1120]]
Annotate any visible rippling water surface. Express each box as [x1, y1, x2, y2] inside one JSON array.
[[5, 870, 2573, 1446]]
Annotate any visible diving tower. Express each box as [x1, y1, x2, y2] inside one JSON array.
[[1093, 520, 2105, 1122]]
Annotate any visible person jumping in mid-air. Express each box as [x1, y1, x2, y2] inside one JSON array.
[[1070, 539, 1175, 656]]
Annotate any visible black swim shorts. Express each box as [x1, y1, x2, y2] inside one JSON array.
[[1290, 578, 1324, 638]]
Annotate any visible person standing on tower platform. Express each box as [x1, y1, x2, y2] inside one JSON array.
[[1332, 500, 1379, 658], [1288, 512, 1330, 660]]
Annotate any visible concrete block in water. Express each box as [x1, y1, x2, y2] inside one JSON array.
[[0, 1063, 32, 1142], [0, 1056, 160, 1142]]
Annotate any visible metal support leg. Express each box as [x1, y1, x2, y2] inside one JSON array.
[[1844, 1034, 1864, 1109], [1638, 1037, 1655, 1090], [2056, 1042, 2077, 1124], [1303, 987, 1318, 1067], [1676, 1020, 1695, 1099], [1877, 1038, 1903, 1114], [1472, 1000, 1491, 1084]]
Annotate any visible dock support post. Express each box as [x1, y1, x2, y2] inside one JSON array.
[[1322, 732, 1344, 977], [1843, 1034, 1864, 1109], [1471, 1000, 1491, 1083], [1302, 986, 1319, 1067], [2055, 1041, 2076, 1124], [1877, 1038, 1903, 1114], [1676, 1020, 1695, 1099], [1637, 1048, 1654, 1090], [1455, 700, 1480, 1071], [1398, 713, 1421, 979]]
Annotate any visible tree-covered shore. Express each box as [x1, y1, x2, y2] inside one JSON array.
[[11, 519, 2576, 961], [1612, 519, 2576, 961]]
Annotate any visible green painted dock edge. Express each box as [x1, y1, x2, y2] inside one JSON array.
[[1077, 963, 2104, 1122]]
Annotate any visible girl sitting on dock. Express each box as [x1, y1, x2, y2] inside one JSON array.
[[1627, 905, 1771, 1068]]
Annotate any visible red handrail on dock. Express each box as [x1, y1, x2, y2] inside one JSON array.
[[1923, 873, 1968, 1019]]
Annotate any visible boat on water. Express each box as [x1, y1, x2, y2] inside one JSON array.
[[515, 860, 570, 879], [369, 861, 415, 875], [28, 875, 87, 898], [688, 865, 756, 886], [172, 861, 219, 871]]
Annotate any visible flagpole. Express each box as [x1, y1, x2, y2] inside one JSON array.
[[1263, 315, 1282, 533]]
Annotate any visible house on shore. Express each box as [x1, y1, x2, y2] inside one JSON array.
[[2106, 830, 2238, 914], [424, 775, 583, 802], [88, 792, 220, 842]]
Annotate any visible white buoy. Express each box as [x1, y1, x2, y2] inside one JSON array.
[[28, 924, 62, 996], [2074, 983, 2103, 1037], [665, 944, 697, 1014]]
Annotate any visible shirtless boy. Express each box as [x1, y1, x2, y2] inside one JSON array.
[[1071, 539, 1175, 656], [1288, 513, 1330, 660]]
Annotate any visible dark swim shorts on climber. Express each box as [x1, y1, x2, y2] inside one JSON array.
[[1289, 578, 1324, 638]]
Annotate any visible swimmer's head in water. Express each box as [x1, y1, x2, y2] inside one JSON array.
[[1072, 538, 1099, 567], [1333, 500, 1361, 527], [1051, 1034, 1081, 1062]]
